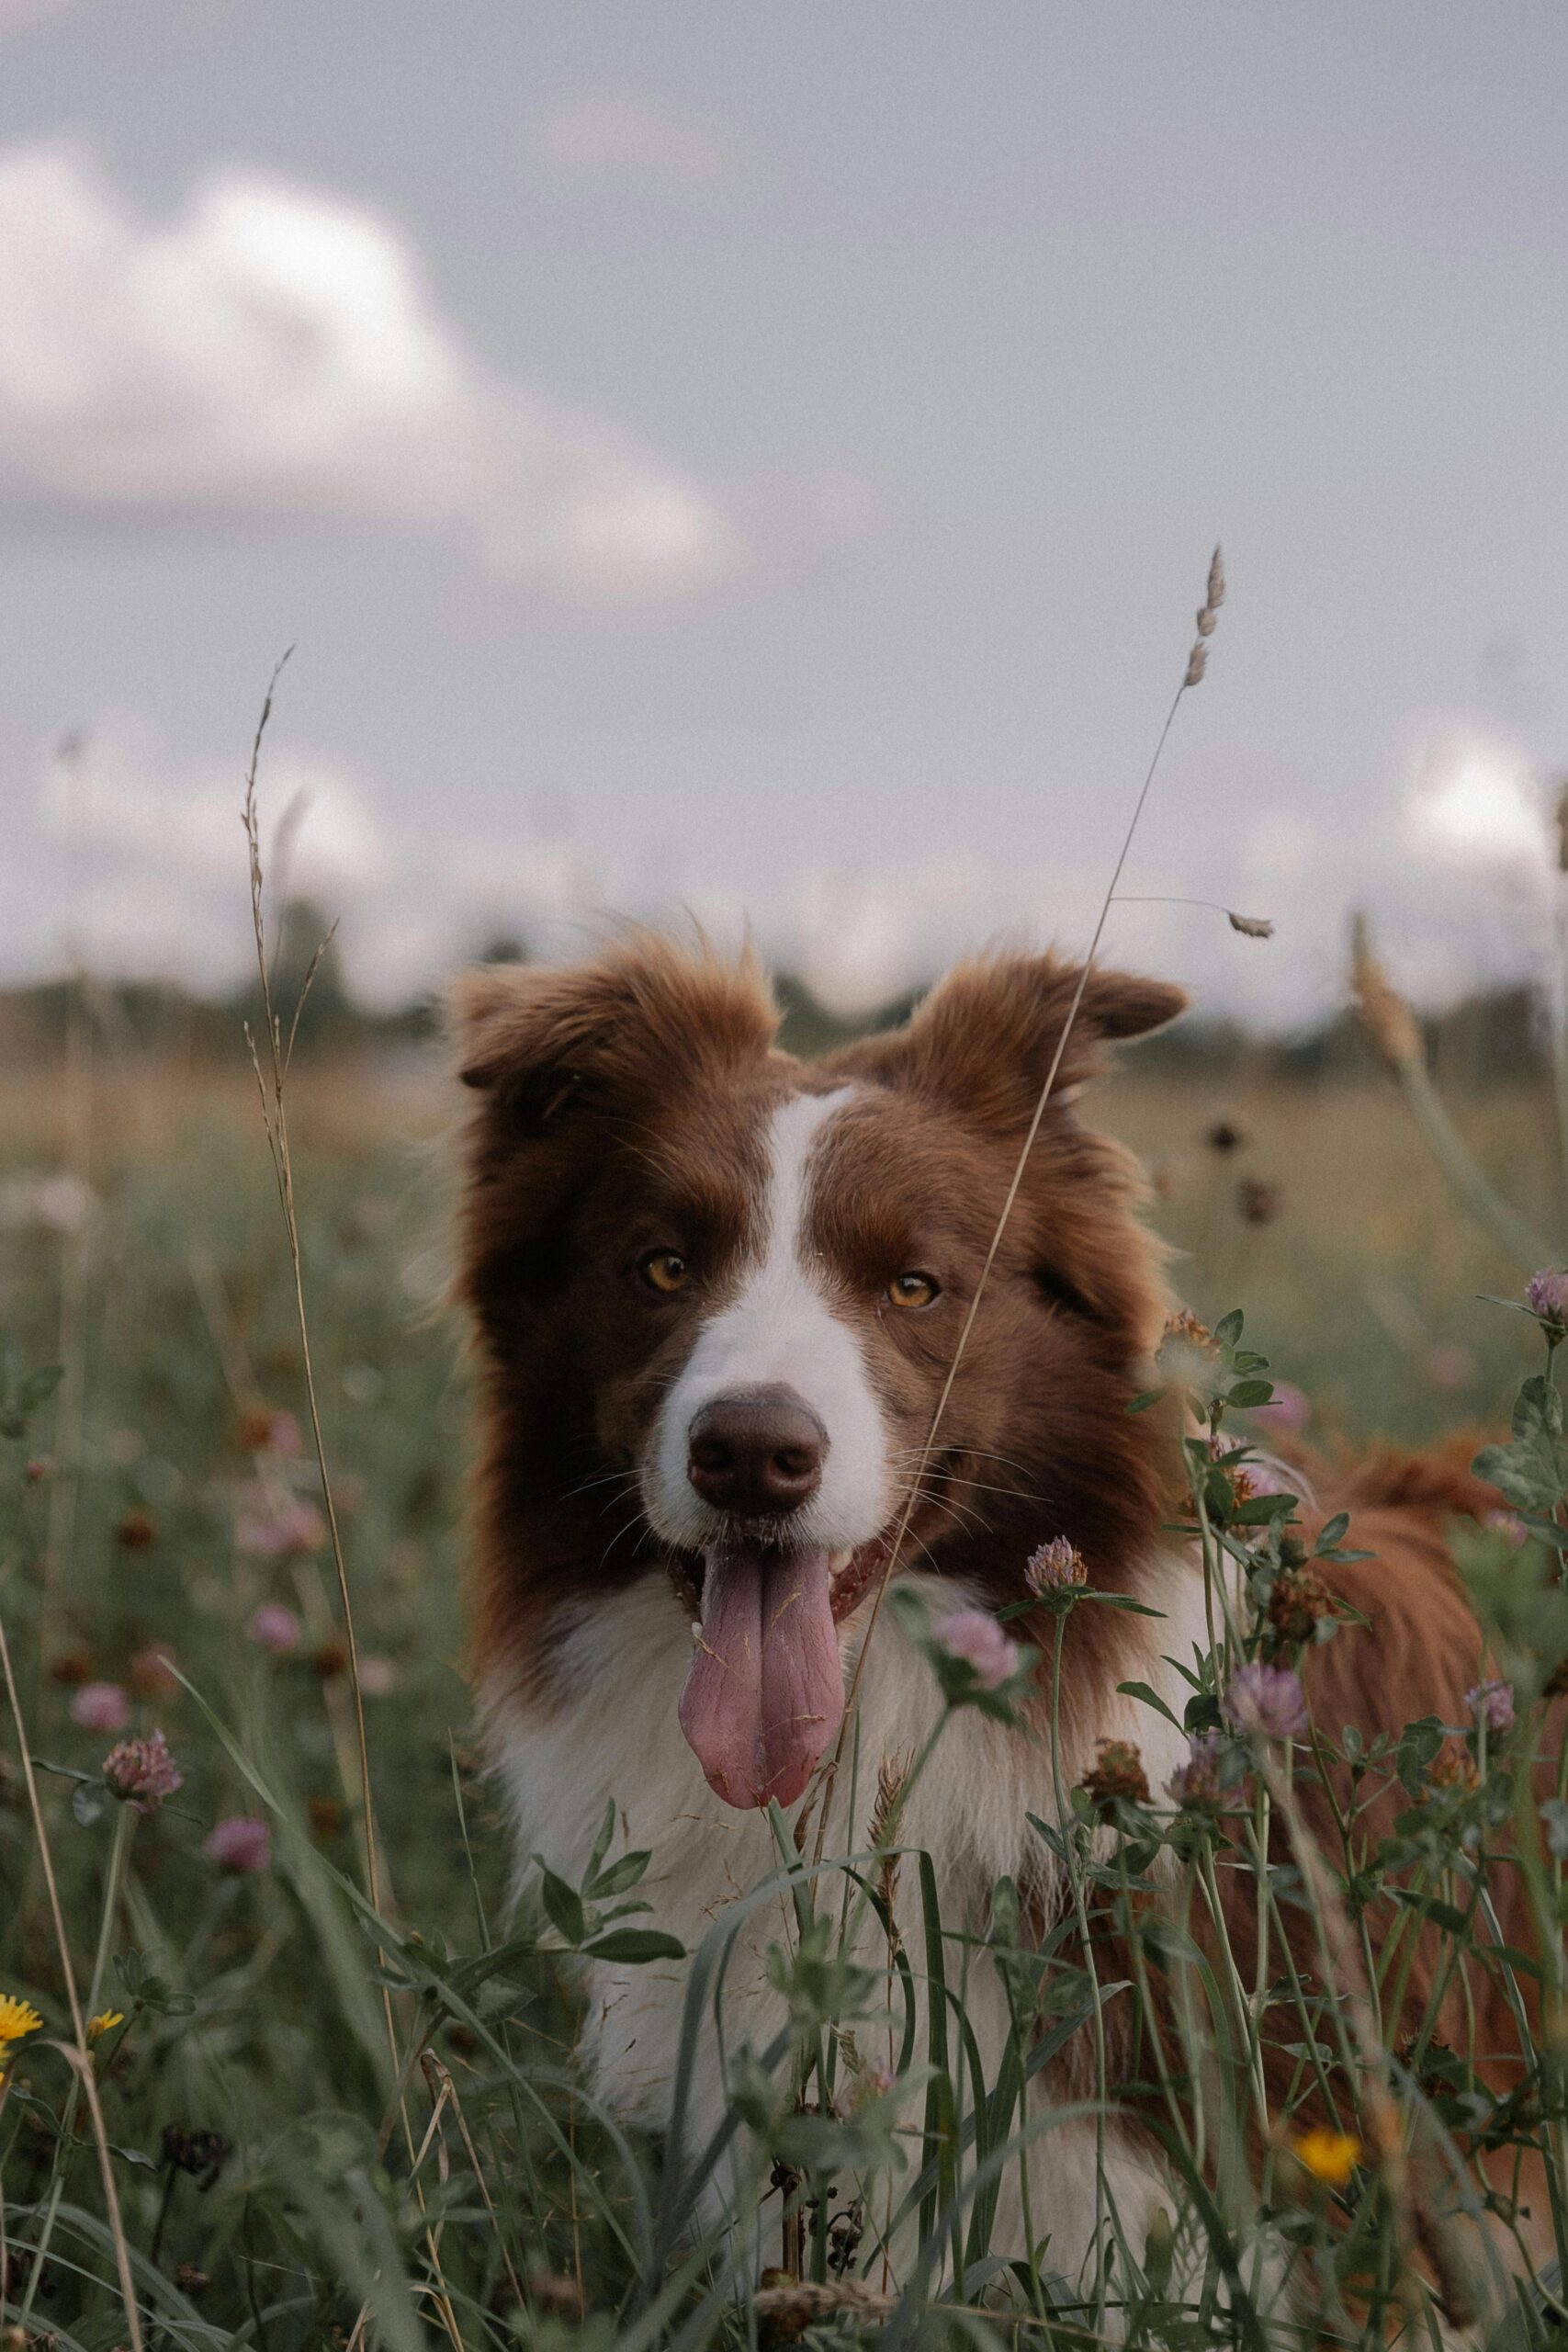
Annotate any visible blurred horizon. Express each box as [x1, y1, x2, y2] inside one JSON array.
[[3, 4, 1566, 1030]]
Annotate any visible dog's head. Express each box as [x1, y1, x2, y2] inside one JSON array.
[[451, 933, 1183, 1811]]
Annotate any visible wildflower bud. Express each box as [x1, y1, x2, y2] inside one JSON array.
[[24, 1456, 52, 1484], [47, 1645, 94, 1687], [0, 1996, 43, 2048], [1426, 1741, 1478, 1794], [129, 1642, 179, 1700], [71, 1681, 130, 1734], [1184, 640, 1208, 688], [1265, 1566, 1334, 1652], [1525, 1269, 1568, 1336], [160, 2125, 229, 2183], [102, 1728, 182, 1813], [1206, 1120, 1244, 1154], [247, 1601, 301, 1655], [1166, 1729, 1243, 1812], [1196, 606, 1216, 637], [201, 1815, 271, 1873], [1236, 1178, 1280, 1226], [1465, 1679, 1516, 1738], [1222, 1662, 1308, 1741], [1159, 1309, 1214, 1364], [1025, 1535, 1087, 1595], [1083, 1738, 1150, 1808], [1255, 1382, 1310, 1437], [1205, 546, 1225, 611], [529, 2274, 587, 2322], [1291, 2129, 1360, 2190], [115, 1510, 157, 1551], [235, 1487, 325, 1556], [1349, 915, 1422, 1071], [234, 1403, 303, 1458], [1208, 1437, 1257, 1506], [86, 2007, 124, 2043], [1226, 911, 1274, 938], [932, 1609, 1019, 1690]]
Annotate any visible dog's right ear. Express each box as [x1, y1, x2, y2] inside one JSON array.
[[446, 935, 780, 1135]]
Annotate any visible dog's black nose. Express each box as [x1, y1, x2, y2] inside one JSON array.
[[686, 1385, 828, 1517]]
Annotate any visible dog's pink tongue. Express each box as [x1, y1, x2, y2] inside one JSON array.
[[678, 1547, 843, 1810]]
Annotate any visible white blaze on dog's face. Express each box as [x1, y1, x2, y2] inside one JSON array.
[[644, 1088, 890, 1554], [640, 1086, 895, 1815], [450, 936, 1186, 1820]]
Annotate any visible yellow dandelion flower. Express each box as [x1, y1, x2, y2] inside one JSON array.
[[1292, 2128, 1361, 2189], [0, 1996, 42, 2043], [86, 2009, 124, 2043]]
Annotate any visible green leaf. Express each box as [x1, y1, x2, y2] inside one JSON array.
[[587, 1798, 617, 1882], [1230, 1491, 1297, 1525], [587, 1849, 652, 1900], [1314, 1511, 1350, 1554], [1214, 1308, 1245, 1346], [581, 1928, 685, 1964], [71, 1781, 106, 1828], [536, 1862, 587, 1948], [1117, 1679, 1182, 1731], [1125, 1388, 1166, 1415], [1472, 1375, 1568, 1514], [1227, 1379, 1275, 1408]]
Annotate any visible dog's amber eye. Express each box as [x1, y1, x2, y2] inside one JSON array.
[[639, 1250, 691, 1295], [886, 1271, 940, 1309]]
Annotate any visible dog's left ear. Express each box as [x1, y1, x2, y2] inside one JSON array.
[[845, 953, 1186, 1132], [446, 933, 780, 1135]]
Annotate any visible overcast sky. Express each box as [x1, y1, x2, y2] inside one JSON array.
[[3, 1, 1566, 1027]]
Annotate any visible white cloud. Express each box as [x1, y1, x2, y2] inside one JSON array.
[[1403, 731, 1549, 871], [0, 142, 730, 597], [536, 96, 730, 185], [42, 741, 389, 897]]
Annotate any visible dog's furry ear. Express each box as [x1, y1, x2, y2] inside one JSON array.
[[846, 953, 1185, 1131], [446, 935, 780, 1132]]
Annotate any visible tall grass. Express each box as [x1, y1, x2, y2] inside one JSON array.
[[3, 1024, 1567, 2346]]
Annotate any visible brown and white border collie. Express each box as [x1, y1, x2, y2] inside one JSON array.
[[448, 933, 1521, 2284]]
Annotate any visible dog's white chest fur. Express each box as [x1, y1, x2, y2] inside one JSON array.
[[483, 1556, 1205, 2279]]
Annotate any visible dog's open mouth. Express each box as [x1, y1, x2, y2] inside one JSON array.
[[676, 1536, 892, 1812]]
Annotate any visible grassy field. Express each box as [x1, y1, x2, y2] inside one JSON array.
[[0, 1036, 1563, 2346]]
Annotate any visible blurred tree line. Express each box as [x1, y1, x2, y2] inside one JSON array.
[[0, 901, 1548, 1085]]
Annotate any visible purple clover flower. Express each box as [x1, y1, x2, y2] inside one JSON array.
[[103, 1728, 183, 1814], [1526, 1269, 1568, 1327], [1253, 1381, 1310, 1436], [933, 1609, 1019, 1690], [1025, 1536, 1087, 1595], [1465, 1679, 1516, 1737], [201, 1815, 272, 1873], [247, 1602, 301, 1655], [1167, 1730, 1237, 1809], [1222, 1661, 1308, 1741], [234, 1486, 326, 1557], [71, 1681, 130, 1734]]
